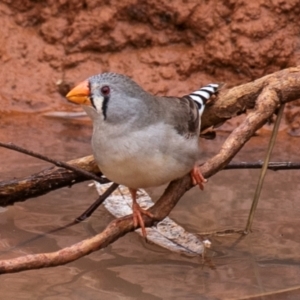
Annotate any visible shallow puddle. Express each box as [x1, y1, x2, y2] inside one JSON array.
[[0, 113, 300, 299]]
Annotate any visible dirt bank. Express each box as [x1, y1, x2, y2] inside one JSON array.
[[0, 0, 299, 132]]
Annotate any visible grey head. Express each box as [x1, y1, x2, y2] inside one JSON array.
[[84, 72, 154, 125]]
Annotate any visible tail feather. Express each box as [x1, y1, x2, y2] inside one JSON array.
[[188, 83, 220, 115]]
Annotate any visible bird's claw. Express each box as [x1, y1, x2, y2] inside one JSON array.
[[191, 166, 207, 190], [132, 202, 154, 238]]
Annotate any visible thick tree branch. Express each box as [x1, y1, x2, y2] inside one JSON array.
[[0, 155, 103, 206]]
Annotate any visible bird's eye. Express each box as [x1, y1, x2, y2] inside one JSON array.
[[101, 85, 110, 96]]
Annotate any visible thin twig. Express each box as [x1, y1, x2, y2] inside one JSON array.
[[244, 104, 285, 234], [0, 142, 107, 184], [76, 182, 119, 221], [225, 161, 300, 171]]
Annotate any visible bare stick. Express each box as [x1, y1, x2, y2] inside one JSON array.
[[202, 66, 300, 130], [244, 104, 285, 233], [225, 161, 300, 171], [75, 182, 119, 221], [0, 175, 191, 274], [200, 86, 279, 178], [0, 155, 108, 206]]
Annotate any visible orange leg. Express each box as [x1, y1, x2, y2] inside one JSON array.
[[191, 166, 207, 190], [129, 188, 154, 238]]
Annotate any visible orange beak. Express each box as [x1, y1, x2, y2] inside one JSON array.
[[66, 80, 91, 105]]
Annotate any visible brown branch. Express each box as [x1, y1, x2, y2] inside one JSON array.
[[0, 66, 299, 273], [201, 86, 279, 177], [225, 162, 300, 171], [0, 176, 191, 274], [75, 182, 119, 221], [0, 155, 106, 206], [202, 66, 300, 129]]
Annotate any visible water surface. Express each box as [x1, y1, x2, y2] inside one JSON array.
[[0, 114, 300, 300]]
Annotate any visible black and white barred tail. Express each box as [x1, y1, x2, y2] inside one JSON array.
[[188, 83, 219, 116]]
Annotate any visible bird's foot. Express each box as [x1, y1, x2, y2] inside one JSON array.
[[132, 201, 154, 238], [191, 166, 207, 190]]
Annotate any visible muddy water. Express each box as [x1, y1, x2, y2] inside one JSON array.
[[0, 113, 300, 300]]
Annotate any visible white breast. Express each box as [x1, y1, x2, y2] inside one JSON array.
[[92, 122, 199, 189]]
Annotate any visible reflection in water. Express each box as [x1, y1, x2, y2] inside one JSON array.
[[0, 114, 300, 299]]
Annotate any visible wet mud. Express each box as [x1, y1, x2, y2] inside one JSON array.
[[0, 1, 300, 132]]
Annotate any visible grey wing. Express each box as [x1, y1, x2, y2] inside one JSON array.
[[159, 95, 200, 139], [160, 83, 220, 138]]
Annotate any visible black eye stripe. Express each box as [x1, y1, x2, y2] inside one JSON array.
[[100, 85, 110, 120], [102, 95, 109, 120]]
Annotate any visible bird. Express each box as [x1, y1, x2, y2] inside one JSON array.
[[66, 73, 219, 237]]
